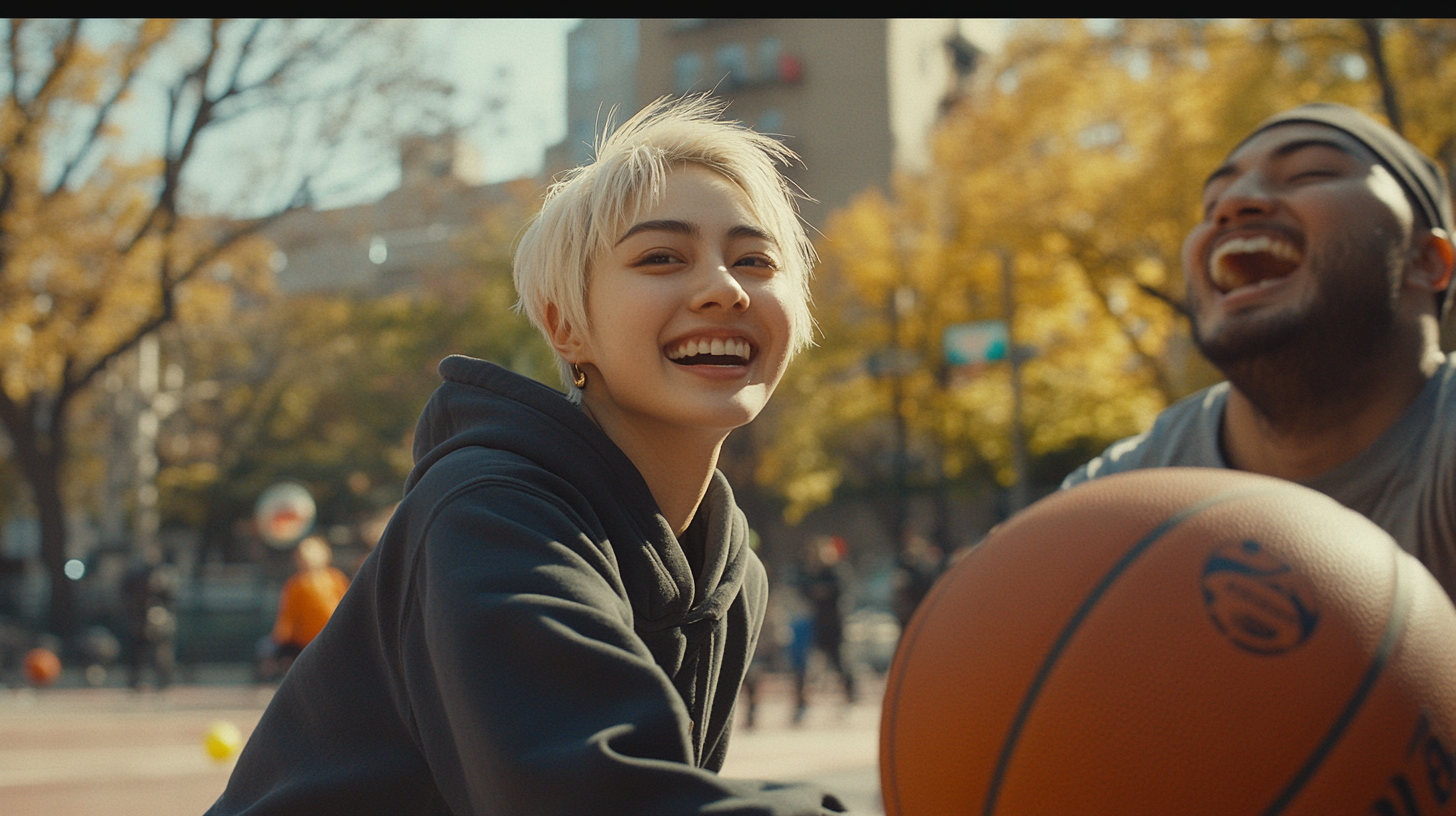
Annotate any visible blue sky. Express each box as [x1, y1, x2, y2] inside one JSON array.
[[418, 19, 578, 185]]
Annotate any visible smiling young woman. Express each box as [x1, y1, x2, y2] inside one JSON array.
[[207, 97, 845, 816], [550, 163, 796, 535]]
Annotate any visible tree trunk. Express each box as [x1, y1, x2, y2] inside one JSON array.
[[33, 453, 74, 637], [1, 398, 76, 637]]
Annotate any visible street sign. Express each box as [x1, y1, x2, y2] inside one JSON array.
[[943, 321, 1008, 366], [254, 482, 316, 549]]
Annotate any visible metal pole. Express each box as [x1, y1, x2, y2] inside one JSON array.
[[134, 334, 160, 556], [889, 286, 911, 548], [1000, 251, 1029, 513]]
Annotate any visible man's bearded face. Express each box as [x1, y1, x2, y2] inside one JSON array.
[[1183, 123, 1416, 371]]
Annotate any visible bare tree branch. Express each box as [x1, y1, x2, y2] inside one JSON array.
[[49, 23, 159, 195], [65, 178, 313, 400], [1136, 283, 1189, 318], [1, 20, 82, 216], [1360, 19, 1405, 136], [222, 19, 267, 98]]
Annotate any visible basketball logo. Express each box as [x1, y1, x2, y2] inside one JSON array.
[[1202, 538, 1319, 655]]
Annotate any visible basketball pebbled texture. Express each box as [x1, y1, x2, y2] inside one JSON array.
[[880, 468, 1456, 816]]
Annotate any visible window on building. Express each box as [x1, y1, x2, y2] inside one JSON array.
[[570, 119, 595, 164], [758, 108, 784, 136], [673, 52, 703, 94], [571, 39, 598, 90], [715, 43, 749, 89], [620, 20, 639, 61], [757, 38, 781, 82]]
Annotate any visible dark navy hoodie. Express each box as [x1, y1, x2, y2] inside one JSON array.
[[207, 356, 843, 815]]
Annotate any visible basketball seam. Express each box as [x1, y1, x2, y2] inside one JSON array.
[[1261, 544, 1412, 816], [981, 486, 1267, 816]]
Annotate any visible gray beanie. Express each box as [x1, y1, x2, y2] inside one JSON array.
[[1242, 103, 1455, 338]]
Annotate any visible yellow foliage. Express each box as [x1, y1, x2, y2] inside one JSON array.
[[760, 18, 1456, 520]]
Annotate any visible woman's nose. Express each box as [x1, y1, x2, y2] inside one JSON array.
[[693, 261, 750, 311]]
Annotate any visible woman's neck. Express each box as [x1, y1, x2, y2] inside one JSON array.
[[580, 399, 726, 536]]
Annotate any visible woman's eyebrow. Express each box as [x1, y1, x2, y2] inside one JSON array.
[[729, 224, 777, 245], [616, 219, 697, 245], [615, 220, 777, 247]]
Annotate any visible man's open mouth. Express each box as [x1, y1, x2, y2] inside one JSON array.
[[666, 337, 753, 366], [1209, 235, 1303, 293]]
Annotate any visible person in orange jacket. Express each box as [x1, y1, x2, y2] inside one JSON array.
[[272, 535, 350, 673]]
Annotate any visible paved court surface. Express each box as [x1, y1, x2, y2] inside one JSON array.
[[0, 670, 883, 815]]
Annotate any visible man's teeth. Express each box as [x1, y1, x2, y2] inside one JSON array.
[[1210, 235, 1302, 292], [1211, 235, 1301, 265], [666, 337, 753, 361]]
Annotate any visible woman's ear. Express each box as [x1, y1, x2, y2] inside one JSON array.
[[545, 303, 587, 362]]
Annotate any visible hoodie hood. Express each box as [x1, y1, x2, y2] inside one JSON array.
[[406, 355, 748, 630]]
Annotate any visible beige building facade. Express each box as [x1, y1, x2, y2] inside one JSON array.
[[270, 20, 981, 295], [629, 19, 969, 227]]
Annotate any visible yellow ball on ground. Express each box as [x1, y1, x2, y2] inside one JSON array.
[[203, 720, 243, 761]]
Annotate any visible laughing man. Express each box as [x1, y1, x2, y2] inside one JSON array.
[[1063, 103, 1456, 600]]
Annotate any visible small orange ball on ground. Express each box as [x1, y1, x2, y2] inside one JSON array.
[[23, 647, 61, 687], [881, 468, 1456, 816]]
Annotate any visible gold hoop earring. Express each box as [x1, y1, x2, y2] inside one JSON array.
[[571, 363, 587, 389]]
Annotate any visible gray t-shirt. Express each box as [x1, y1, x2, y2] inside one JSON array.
[[1063, 356, 1456, 599]]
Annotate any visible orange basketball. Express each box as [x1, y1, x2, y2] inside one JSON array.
[[23, 647, 61, 687], [881, 468, 1456, 816]]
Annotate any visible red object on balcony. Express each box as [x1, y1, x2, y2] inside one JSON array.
[[778, 54, 804, 84]]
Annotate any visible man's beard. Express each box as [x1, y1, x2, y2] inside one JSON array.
[[1191, 233, 1403, 429]]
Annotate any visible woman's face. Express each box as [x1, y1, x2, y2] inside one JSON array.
[[569, 164, 795, 437]]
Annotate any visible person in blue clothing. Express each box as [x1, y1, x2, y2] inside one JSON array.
[[209, 96, 845, 815]]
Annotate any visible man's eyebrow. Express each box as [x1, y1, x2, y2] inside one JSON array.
[[1269, 137, 1361, 162], [1203, 137, 1361, 191], [1203, 162, 1238, 191], [616, 219, 698, 245]]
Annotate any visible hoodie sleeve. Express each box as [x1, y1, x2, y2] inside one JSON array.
[[401, 477, 845, 816]]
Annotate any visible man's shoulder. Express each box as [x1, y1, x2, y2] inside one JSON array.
[[1412, 353, 1456, 458], [1062, 383, 1231, 489], [1434, 354, 1456, 414]]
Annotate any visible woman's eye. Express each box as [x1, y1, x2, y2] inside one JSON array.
[[639, 252, 680, 266], [736, 254, 777, 271]]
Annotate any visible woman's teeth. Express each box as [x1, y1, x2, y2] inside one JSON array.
[[666, 337, 753, 362]]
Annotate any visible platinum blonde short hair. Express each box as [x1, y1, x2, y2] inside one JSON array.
[[513, 95, 816, 398]]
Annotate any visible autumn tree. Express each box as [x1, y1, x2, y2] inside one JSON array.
[[760, 19, 1456, 543], [0, 19, 443, 634], [153, 182, 556, 564]]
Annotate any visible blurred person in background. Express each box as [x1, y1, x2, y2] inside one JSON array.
[[270, 535, 351, 675], [121, 546, 178, 690], [891, 532, 944, 628], [792, 535, 855, 724], [0, 616, 25, 688]]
